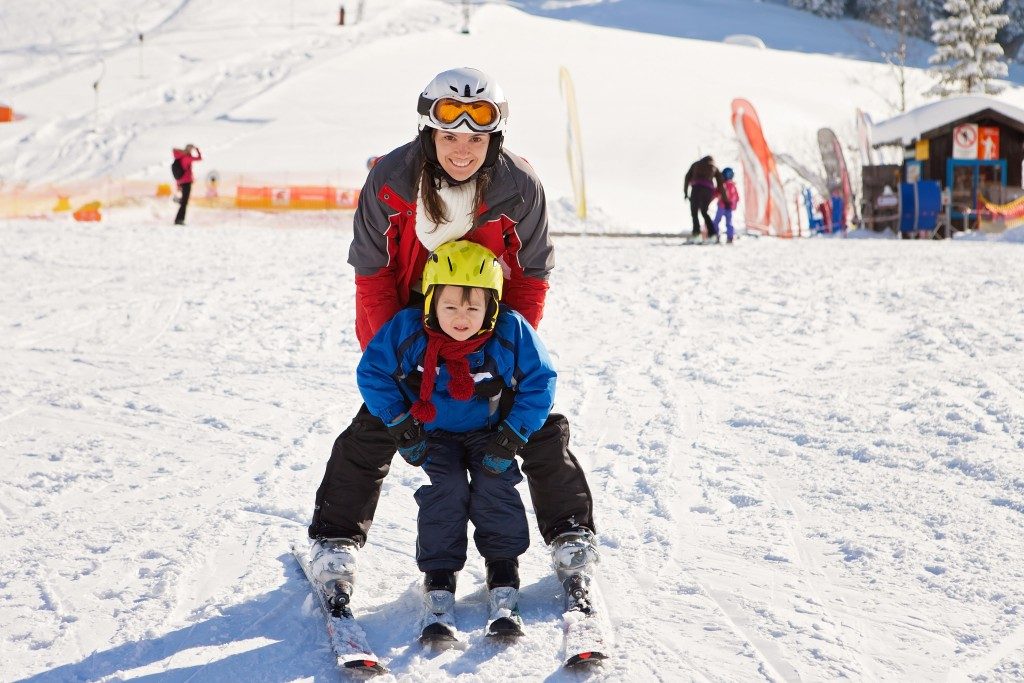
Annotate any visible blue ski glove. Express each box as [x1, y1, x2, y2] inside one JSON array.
[[386, 413, 428, 467], [481, 422, 527, 476]]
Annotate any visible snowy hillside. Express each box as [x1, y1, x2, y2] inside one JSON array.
[[4, 0, 1024, 230], [3, 1, 1024, 681]]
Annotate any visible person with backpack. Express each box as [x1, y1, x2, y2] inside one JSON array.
[[683, 155, 726, 243], [712, 166, 741, 244], [171, 144, 202, 225], [307, 67, 599, 626], [356, 240, 556, 641]]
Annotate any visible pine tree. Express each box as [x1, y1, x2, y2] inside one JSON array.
[[788, 0, 846, 18], [926, 0, 1009, 95], [999, 0, 1024, 62]]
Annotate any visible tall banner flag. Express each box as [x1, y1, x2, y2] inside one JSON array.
[[817, 128, 854, 224], [730, 98, 792, 236], [855, 108, 876, 167], [559, 67, 587, 220]]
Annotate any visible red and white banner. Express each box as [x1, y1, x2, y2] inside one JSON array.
[[731, 98, 792, 237]]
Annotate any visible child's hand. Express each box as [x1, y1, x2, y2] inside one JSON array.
[[386, 413, 428, 466], [481, 422, 527, 476]]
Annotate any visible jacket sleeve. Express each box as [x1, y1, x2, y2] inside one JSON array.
[[499, 312, 556, 440], [504, 162, 552, 329], [355, 312, 414, 425], [503, 277, 548, 331], [192, 149, 202, 161], [714, 170, 726, 195], [349, 167, 401, 348]]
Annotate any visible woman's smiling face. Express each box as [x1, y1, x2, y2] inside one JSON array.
[[433, 129, 489, 181]]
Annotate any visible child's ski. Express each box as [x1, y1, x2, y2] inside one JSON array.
[[291, 544, 387, 675]]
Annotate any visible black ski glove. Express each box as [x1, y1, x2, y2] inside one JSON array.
[[481, 422, 527, 476], [386, 413, 428, 467]]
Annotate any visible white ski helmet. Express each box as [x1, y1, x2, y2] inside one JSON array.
[[417, 67, 509, 134]]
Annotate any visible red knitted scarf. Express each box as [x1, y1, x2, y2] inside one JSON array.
[[410, 326, 492, 423]]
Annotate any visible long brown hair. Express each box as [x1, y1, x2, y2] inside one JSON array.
[[418, 153, 494, 231]]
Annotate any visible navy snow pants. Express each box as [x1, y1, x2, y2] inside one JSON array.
[[415, 429, 529, 572], [308, 406, 594, 546]]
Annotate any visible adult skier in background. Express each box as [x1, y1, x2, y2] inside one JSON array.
[[306, 67, 599, 619], [356, 240, 556, 641], [684, 154, 726, 243], [171, 143, 202, 226]]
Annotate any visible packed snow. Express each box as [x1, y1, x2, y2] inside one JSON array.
[[2, 0, 1024, 681]]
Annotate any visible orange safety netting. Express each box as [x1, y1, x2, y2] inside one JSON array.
[[0, 174, 361, 219]]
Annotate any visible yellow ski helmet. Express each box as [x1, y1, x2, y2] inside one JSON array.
[[422, 240, 503, 333]]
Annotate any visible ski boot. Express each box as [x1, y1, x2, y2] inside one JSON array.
[[550, 529, 600, 614], [309, 537, 359, 617], [485, 559, 524, 638], [419, 570, 459, 645]]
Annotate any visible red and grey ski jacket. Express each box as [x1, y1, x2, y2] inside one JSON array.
[[348, 139, 553, 350], [172, 147, 202, 185]]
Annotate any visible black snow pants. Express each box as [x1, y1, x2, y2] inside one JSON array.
[[689, 184, 715, 237], [175, 182, 192, 225], [308, 404, 596, 546]]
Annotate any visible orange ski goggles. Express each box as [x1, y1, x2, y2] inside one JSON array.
[[418, 96, 507, 132]]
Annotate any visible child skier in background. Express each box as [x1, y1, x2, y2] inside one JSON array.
[[355, 240, 557, 644], [712, 166, 740, 244]]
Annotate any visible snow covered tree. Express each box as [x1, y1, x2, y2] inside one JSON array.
[[998, 0, 1024, 62], [788, 0, 847, 19], [926, 0, 1009, 95]]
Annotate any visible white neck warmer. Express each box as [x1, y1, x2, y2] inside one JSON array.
[[416, 178, 478, 252]]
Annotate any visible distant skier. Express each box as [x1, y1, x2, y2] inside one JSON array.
[[356, 240, 555, 641], [307, 66, 598, 639], [684, 155, 726, 242], [712, 166, 740, 244], [171, 143, 202, 225]]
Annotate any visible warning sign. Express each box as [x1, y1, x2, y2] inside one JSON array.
[[978, 126, 1000, 159], [952, 124, 978, 159]]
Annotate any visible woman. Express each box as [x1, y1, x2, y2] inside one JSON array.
[[171, 143, 202, 226], [684, 154, 726, 242], [308, 68, 598, 611]]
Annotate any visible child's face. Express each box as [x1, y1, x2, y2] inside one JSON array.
[[435, 285, 487, 341]]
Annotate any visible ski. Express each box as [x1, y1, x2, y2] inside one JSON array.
[[485, 614, 525, 639], [560, 574, 610, 668], [419, 621, 460, 648], [290, 544, 387, 675]]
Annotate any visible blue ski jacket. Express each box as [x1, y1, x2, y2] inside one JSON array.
[[357, 306, 556, 441]]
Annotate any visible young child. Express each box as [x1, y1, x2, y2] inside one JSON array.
[[712, 166, 741, 243], [356, 240, 556, 642]]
